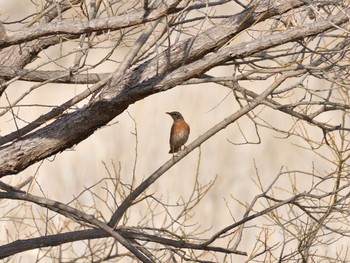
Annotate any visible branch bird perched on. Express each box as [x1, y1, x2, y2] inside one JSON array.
[[166, 111, 190, 154]]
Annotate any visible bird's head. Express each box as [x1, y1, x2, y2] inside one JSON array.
[[166, 111, 184, 121]]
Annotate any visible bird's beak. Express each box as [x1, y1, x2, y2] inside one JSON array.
[[166, 112, 171, 115]]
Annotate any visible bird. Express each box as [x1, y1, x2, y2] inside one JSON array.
[[166, 111, 190, 154]]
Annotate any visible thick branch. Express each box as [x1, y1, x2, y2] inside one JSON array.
[[0, 0, 181, 48], [0, 66, 108, 84], [4, 1, 345, 178], [0, 228, 247, 259]]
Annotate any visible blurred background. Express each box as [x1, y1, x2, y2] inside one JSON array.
[[0, 0, 340, 262]]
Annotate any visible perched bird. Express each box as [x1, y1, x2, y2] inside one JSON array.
[[166, 111, 190, 154]]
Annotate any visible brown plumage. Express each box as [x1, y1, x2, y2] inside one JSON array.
[[166, 111, 190, 154]]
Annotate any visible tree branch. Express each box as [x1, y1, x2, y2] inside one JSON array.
[[1, 2, 347, 178], [0, 66, 108, 84], [0, 0, 181, 48], [0, 190, 152, 262]]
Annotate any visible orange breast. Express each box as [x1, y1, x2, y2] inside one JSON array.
[[169, 119, 190, 152]]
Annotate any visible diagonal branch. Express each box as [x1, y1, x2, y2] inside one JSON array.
[[2, 1, 344, 178], [108, 71, 298, 227]]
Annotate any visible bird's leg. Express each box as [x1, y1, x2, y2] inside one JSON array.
[[171, 147, 175, 158]]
